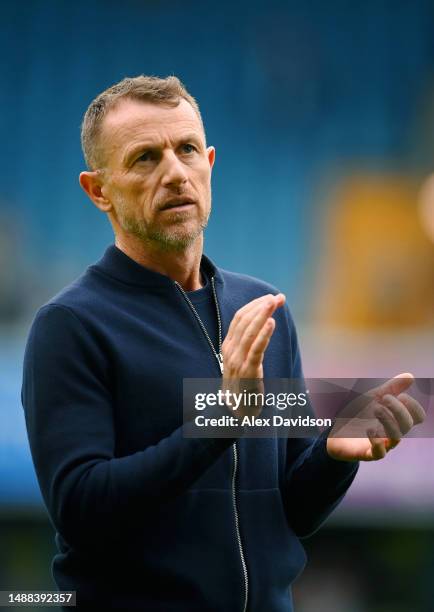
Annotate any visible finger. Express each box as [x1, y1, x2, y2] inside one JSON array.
[[235, 297, 285, 360], [380, 394, 414, 434], [373, 403, 402, 440], [397, 393, 426, 425], [226, 293, 283, 338], [374, 372, 414, 400], [224, 296, 271, 344], [232, 293, 285, 323], [245, 317, 276, 371], [367, 432, 387, 460], [226, 299, 275, 355], [227, 294, 285, 351], [385, 438, 401, 451]]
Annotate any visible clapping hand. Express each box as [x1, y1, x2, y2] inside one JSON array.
[[326, 373, 425, 462]]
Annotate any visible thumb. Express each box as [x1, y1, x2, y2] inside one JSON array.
[[374, 372, 414, 399]]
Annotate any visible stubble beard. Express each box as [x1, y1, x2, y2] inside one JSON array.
[[116, 196, 211, 253]]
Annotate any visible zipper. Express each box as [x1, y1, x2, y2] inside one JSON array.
[[174, 275, 249, 612], [232, 442, 249, 612]]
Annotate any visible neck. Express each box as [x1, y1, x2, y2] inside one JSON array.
[[114, 233, 204, 291]]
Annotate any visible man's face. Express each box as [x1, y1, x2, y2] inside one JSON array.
[[98, 98, 215, 251]]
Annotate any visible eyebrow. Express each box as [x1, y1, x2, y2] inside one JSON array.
[[122, 133, 203, 165]]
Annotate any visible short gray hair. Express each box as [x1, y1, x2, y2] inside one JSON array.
[[81, 75, 203, 170]]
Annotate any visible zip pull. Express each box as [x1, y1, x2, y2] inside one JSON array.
[[217, 352, 224, 375]]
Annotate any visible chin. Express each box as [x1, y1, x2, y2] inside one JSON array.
[[145, 223, 203, 252]]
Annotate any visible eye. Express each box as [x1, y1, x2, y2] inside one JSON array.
[[180, 143, 197, 154], [136, 150, 156, 163]]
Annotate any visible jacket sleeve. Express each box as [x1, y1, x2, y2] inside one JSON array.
[[21, 304, 238, 545], [281, 308, 359, 538]]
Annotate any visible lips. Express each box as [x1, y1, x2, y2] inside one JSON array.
[[159, 197, 196, 211]]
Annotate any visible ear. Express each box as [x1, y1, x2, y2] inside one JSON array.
[[79, 170, 113, 213], [207, 146, 216, 170]]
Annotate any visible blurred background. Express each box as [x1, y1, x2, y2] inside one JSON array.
[[2, 0, 434, 610]]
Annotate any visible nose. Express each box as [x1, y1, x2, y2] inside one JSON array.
[[160, 150, 188, 189]]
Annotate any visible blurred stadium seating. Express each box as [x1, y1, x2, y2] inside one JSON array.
[[2, 0, 434, 609]]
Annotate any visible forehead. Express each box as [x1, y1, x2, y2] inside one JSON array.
[[99, 97, 204, 164]]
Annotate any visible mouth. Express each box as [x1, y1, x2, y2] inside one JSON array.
[[159, 198, 196, 212]]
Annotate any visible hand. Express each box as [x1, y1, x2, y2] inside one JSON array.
[[326, 373, 425, 462], [221, 293, 286, 418]]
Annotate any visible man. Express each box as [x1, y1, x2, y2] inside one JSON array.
[[22, 76, 425, 611]]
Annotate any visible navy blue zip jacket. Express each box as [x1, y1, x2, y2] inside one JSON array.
[[22, 245, 358, 611]]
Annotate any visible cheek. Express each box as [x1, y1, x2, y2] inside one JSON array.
[[196, 165, 212, 191], [132, 175, 155, 202], [118, 178, 150, 207], [127, 177, 146, 195]]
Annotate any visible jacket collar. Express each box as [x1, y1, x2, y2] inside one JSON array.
[[94, 244, 223, 289]]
